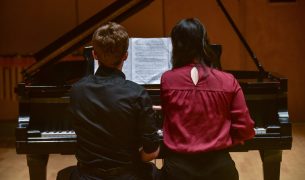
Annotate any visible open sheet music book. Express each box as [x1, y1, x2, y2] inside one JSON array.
[[94, 38, 172, 84]]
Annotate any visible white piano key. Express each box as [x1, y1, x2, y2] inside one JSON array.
[[157, 129, 163, 137], [278, 111, 289, 118], [152, 105, 162, 110], [254, 128, 267, 135]]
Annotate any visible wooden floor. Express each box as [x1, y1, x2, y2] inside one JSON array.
[[0, 123, 304, 180]]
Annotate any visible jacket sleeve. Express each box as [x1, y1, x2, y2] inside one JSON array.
[[230, 78, 255, 145], [136, 88, 160, 153]]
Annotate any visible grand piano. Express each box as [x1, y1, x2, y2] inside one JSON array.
[[15, 0, 292, 180]]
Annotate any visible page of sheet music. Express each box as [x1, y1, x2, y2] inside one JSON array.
[[129, 38, 172, 84]]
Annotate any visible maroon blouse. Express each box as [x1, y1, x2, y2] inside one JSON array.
[[161, 64, 255, 153]]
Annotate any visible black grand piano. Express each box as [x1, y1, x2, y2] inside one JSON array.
[[15, 0, 292, 180]]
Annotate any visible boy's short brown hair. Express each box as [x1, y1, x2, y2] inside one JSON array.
[[92, 22, 129, 66]]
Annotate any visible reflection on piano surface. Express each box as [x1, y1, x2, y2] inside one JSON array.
[[15, 0, 291, 180]]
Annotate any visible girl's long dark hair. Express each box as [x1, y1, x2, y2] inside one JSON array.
[[171, 18, 217, 69]]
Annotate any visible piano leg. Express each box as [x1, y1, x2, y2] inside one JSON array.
[[26, 154, 49, 180], [259, 150, 282, 180]]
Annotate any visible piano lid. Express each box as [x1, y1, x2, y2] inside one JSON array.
[[22, 0, 153, 82], [216, 0, 268, 79]]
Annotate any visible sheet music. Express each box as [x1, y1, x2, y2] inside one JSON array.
[[95, 38, 172, 84]]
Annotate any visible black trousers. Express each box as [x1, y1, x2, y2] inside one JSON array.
[[57, 162, 161, 180], [161, 151, 239, 180]]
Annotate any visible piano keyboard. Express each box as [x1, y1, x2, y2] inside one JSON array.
[[41, 131, 76, 138], [155, 128, 268, 136], [29, 127, 267, 139], [27, 130, 77, 139]]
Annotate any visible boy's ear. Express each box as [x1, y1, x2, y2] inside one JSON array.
[[92, 50, 98, 60], [122, 52, 128, 61]]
